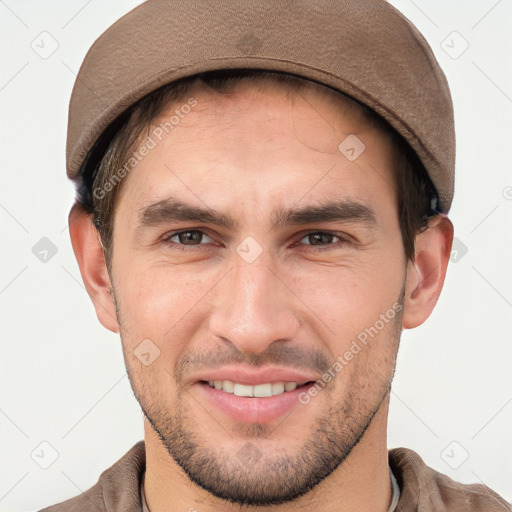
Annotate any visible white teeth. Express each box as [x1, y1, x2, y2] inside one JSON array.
[[253, 383, 272, 398], [234, 383, 253, 397], [207, 380, 303, 397], [222, 380, 234, 393], [271, 382, 285, 395]]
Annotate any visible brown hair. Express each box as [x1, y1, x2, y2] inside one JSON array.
[[75, 70, 438, 270]]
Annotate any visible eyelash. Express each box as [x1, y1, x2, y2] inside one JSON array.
[[161, 229, 351, 252]]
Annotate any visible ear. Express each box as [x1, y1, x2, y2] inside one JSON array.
[[402, 214, 454, 329], [68, 203, 119, 333]]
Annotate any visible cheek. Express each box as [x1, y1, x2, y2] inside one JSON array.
[[288, 250, 404, 339], [329, 304, 402, 405], [115, 268, 197, 398], [114, 264, 211, 342]]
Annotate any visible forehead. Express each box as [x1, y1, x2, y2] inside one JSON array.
[[151, 78, 380, 149], [116, 78, 397, 216]]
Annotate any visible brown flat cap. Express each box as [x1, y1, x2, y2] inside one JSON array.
[[67, 0, 455, 212]]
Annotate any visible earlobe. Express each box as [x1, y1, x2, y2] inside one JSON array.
[[68, 203, 119, 333], [402, 214, 454, 329]]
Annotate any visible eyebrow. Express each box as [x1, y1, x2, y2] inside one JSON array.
[[137, 196, 378, 231]]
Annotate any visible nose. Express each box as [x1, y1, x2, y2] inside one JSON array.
[[208, 251, 301, 355]]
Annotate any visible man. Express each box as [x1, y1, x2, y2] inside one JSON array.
[[41, 0, 511, 511]]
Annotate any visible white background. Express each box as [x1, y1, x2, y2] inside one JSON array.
[[0, 1, 511, 510]]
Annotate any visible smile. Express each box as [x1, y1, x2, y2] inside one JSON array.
[[205, 380, 310, 397]]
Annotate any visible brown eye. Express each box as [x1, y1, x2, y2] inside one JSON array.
[[295, 231, 352, 252], [164, 230, 213, 246], [300, 232, 343, 246]]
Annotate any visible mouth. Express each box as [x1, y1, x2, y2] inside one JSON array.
[[194, 369, 318, 424], [201, 380, 314, 397]]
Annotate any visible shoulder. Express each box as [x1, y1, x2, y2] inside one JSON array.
[[39, 440, 146, 512], [389, 447, 511, 512]]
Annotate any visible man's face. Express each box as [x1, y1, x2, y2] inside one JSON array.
[[109, 81, 408, 505]]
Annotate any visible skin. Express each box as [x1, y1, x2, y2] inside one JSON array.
[[69, 80, 453, 512]]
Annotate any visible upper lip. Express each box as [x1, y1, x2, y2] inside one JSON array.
[[193, 366, 318, 386]]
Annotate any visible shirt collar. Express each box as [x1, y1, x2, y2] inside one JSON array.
[[388, 465, 401, 512]]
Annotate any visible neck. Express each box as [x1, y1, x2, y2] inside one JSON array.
[[144, 394, 392, 512]]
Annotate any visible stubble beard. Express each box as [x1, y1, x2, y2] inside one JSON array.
[[116, 288, 405, 506]]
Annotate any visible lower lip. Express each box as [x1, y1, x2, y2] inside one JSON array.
[[196, 382, 315, 423]]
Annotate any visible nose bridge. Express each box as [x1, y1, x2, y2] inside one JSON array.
[[210, 251, 300, 354]]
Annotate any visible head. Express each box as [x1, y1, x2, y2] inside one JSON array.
[[70, 70, 453, 505]]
